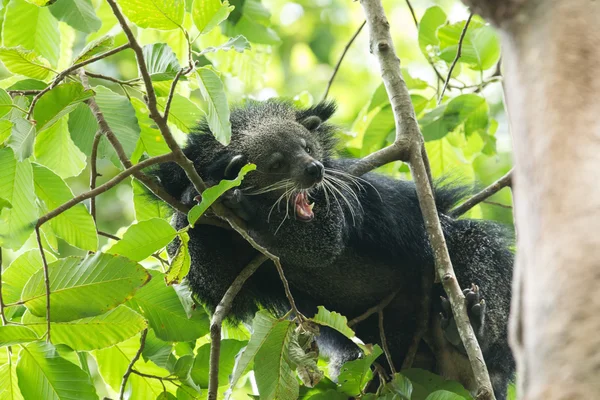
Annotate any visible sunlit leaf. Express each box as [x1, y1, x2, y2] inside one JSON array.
[[3, 0, 60, 66], [222, 0, 280, 45], [21, 252, 151, 322], [199, 35, 251, 56], [32, 164, 98, 251], [16, 342, 97, 400], [337, 345, 383, 396], [107, 218, 177, 262], [2, 249, 57, 305], [0, 88, 12, 118], [22, 306, 147, 351], [0, 148, 37, 250], [0, 363, 23, 400], [157, 94, 202, 132], [190, 340, 247, 387], [34, 117, 86, 178], [73, 35, 115, 64], [418, 6, 447, 59], [0, 47, 52, 80], [188, 163, 256, 226], [196, 67, 231, 145], [143, 43, 181, 81], [33, 82, 94, 132], [0, 325, 38, 347], [49, 0, 101, 34], [402, 369, 472, 400], [192, 0, 234, 35], [7, 117, 35, 161], [438, 20, 501, 71], [165, 231, 190, 285], [67, 103, 98, 156], [119, 0, 185, 30], [132, 179, 172, 221]]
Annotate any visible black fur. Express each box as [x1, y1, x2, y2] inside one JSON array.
[[153, 99, 515, 399]]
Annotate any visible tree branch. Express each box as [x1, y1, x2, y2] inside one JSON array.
[[36, 153, 176, 228], [378, 310, 396, 375], [355, 1, 495, 398], [90, 131, 103, 224], [84, 71, 140, 86], [322, 21, 366, 101], [450, 169, 513, 218], [438, 14, 473, 104], [34, 227, 51, 343], [27, 44, 131, 119], [208, 254, 268, 400], [119, 329, 148, 400], [8, 90, 41, 96], [348, 291, 397, 327]]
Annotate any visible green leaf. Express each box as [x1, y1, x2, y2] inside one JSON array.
[[33, 82, 94, 132], [192, 0, 234, 35], [418, 6, 447, 59], [34, 117, 86, 178], [130, 97, 170, 162], [173, 354, 194, 379], [128, 271, 209, 342], [190, 340, 247, 387], [2, 249, 57, 305], [6, 79, 48, 92], [107, 218, 177, 262], [143, 43, 181, 81], [32, 164, 98, 251], [223, 0, 280, 45], [3, 0, 61, 66], [157, 94, 202, 132], [49, 0, 101, 34], [230, 311, 278, 389], [0, 120, 13, 145], [67, 103, 98, 156], [119, 0, 185, 30], [95, 334, 171, 398], [94, 86, 141, 163], [337, 345, 383, 396], [196, 67, 232, 145], [21, 253, 151, 322], [420, 105, 449, 142], [0, 149, 37, 250], [7, 117, 35, 161], [402, 369, 472, 400], [0, 88, 12, 118], [305, 390, 347, 400], [438, 21, 501, 71], [132, 179, 172, 221], [443, 94, 489, 136], [199, 35, 251, 55], [141, 329, 174, 369], [0, 325, 38, 347], [0, 47, 52, 80], [254, 319, 298, 400], [16, 342, 97, 400], [73, 35, 115, 64], [0, 198, 11, 214], [165, 231, 190, 285], [0, 363, 23, 400], [188, 163, 255, 226], [361, 104, 395, 156], [310, 306, 354, 339], [425, 391, 468, 400], [381, 373, 412, 400], [21, 306, 147, 351]]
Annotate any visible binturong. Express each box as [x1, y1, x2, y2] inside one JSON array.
[[153, 99, 515, 399]]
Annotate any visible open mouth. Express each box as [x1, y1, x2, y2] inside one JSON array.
[[294, 192, 314, 221]]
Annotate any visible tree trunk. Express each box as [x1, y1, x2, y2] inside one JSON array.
[[461, 0, 600, 398]]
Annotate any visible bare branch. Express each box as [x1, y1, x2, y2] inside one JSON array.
[[131, 369, 178, 381], [438, 14, 473, 104], [378, 310, 396, 374], [34, 227, 51, 343], [404, 0, 419, 27], [450, 169, 513, 217], [355, 1, 495, 397], [84, 71, 141, 86], [208, 254, 268, 400], [27, 44, 131, 119], [163, 67, 190, 122], [348, 291, 397, 327], [322, 21, 366, 101], [36, 153, 176, 228], [119, 329, 148, 400], [90, 131, 103, 223], [8, 90, 41, 96]]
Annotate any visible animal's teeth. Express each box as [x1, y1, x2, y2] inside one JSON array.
[[308, 202, 314, 211]]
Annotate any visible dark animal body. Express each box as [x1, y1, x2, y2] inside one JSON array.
[[155, 100, 515, 399]]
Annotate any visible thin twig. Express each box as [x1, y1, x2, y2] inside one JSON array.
[[482, 200, 512, 209], [90, 131, 103, 223], [163, 67, 190, 121], [34, 227, 51, 343], [404, 0, 419, 27], [7, 90, 41, 96], [119, 329, 148, 400], [36, 153, 176, 228], [378, 310, 396, 374], [348, 291, 397, 327], [84, 71, 140, 86], [131, 369, 178, 381], [27, 44, 131, 119], [208, 254, 268, 400], [438, 14, 473, 104], [450, 169, 513, 217], [0, 248, 6, 326], [322, 21, 366, 101]]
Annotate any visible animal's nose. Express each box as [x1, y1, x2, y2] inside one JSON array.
[[305, 160, 324, 180]]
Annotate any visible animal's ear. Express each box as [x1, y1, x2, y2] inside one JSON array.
[[296, 101, 337, 126], [224, 154, 247, 179]]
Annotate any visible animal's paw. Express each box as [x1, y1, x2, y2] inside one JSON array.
[[220, 189, 255, 221], [440, 283, 486, 353]]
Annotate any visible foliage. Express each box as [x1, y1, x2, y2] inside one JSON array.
[[0, 0, 513, 399]]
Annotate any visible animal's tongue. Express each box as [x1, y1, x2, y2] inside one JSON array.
[[294, 192, 314, 221]]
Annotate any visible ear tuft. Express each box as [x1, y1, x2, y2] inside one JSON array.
[[299, 115, 322, 131], [224, 154, 247, 179], [296, 101, 337, 123]]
